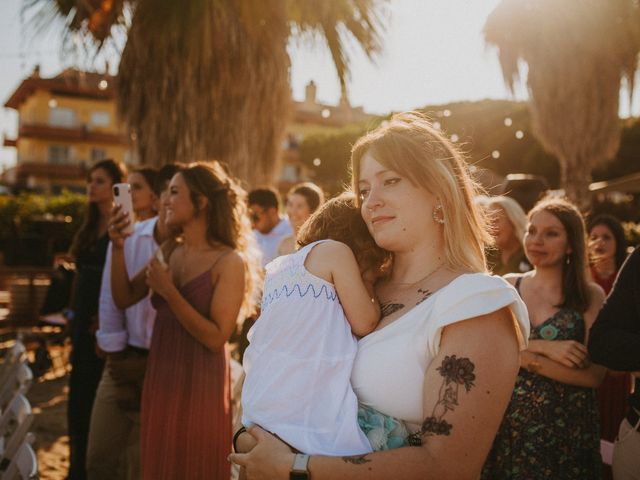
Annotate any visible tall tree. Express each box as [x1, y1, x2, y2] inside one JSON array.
[[484, 0, 640, 209], [37, 0, 385, 186]]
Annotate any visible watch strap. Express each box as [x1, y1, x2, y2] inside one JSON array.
[[290, 453, 310, 479]]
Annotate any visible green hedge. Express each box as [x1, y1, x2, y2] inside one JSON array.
[[0, 191, 87, 245]]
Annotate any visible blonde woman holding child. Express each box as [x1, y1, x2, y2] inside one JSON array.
[[232, 112, 530, 480]]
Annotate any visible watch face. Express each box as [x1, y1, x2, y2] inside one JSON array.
[[290, 454, 310, 479]]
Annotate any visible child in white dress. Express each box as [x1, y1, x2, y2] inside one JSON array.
[[242, 193, 398, 456]]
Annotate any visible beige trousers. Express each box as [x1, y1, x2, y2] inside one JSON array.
[[86, 353, 145, 480], [613, 417, 640, 480]]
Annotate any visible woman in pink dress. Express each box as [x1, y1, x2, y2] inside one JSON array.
[[109, 161, 259, 479]]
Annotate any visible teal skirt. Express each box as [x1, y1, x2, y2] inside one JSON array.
[[357, 404, 410, 451]]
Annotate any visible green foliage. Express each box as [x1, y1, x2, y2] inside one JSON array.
[[297, 99, 640, 195], [0, 191, 87, 244], [298, 121, 379, 195]]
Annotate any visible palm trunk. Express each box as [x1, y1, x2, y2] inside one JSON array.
[[117, 0, 291, 187], [559, 154, 593, 212]]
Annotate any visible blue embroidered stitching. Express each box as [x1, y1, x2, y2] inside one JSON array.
[[261, 282, 337, 311]]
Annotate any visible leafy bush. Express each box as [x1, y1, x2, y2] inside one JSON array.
[[0, 191, 87, 247]]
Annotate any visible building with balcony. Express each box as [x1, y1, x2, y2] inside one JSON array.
[[2, 67, 134, 193], [1, 68, 373, 193]]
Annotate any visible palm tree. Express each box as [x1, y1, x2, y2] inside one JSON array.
[[36, 0, 385, 186], [484, 0, 640, 209]]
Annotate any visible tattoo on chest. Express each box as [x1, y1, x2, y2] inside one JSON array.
[[408, 355, 476, 446], [380, 302, 404, 319], [342, 455, 371, 465], [416, 288, 433, 305]]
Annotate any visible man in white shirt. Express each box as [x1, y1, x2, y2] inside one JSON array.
[[248, 188, 292, 266], [86, 164, 179, 480]]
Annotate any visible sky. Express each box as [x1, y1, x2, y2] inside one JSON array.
[[1, 0, 639, 171]]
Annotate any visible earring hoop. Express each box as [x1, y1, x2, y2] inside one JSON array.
[[565, 255, 571, 265], [432, 204, 445, 225]]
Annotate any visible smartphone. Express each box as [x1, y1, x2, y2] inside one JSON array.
[[112, 183, 135, 235]]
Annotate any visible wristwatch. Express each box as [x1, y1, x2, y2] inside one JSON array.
[[290, 453, 310, 479]]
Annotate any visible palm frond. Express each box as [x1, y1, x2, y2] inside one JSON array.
[[484, 0, 640, 207], [288, 0, 386, 97]]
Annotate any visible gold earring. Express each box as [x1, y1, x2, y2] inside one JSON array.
[[432, 205, 445, 225]]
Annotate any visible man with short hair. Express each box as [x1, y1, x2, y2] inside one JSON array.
[[248, 188, 292, 266], [86, 164, 181, 480]]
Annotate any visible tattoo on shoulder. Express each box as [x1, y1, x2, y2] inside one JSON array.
[[381, 302, 404, 318], [416, 288, 433, 305], [342, 455, 371, 465], [408, 355, 476, 446]]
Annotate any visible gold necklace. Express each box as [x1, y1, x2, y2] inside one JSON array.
[[387, 261, 446, 289]]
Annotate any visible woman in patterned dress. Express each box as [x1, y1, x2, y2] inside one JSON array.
[[483, 197, 607, 479]]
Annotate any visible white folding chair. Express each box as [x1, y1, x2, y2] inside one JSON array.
[[1, 442, 38, 480], [0, 342, 26, 385], [0, 362, 32, 410], [0, 393, 33, 466], [14, 366, 32, 395]]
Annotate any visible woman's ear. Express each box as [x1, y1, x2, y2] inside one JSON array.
[[197, 195, 209, 212]]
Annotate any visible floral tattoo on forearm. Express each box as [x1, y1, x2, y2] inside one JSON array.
[[408, 355, 476, 446]]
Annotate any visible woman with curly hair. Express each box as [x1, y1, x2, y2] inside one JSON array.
[[483, 197, 607, 479], [109, 161, 260, 479]]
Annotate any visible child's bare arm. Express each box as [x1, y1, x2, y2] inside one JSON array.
[[306, 241, 380, 336]]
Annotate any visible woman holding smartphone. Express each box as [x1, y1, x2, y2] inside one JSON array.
[[109, 161, 260, 479], [67, 158, 127, 480]]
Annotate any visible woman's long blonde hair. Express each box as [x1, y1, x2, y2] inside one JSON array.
[[351, 112, 493, 273]]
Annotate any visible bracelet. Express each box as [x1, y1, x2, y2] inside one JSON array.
[[527, 353, 542, 374], [232, 426, 247, 453]]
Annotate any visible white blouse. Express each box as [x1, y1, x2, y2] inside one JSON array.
[[351, 273, 529, 431]]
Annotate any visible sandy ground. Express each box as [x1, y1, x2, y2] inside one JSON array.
[[22, 346, 243, 480], [22, 340, 71, 480], [27, 374, 69, 480]]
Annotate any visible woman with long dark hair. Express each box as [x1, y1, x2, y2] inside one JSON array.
[[67, 158, 127, 480], [109, 161, 260, 479], [483, 197, 607, 479]]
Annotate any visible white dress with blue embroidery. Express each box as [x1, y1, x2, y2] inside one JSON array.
[[241, 240, 373, 456]]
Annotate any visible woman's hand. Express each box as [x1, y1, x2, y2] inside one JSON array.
[[536, 339, 589, 369], [228, 426, 294, 480], [108, 204, 132, 249], [145, 258, 175, 299]]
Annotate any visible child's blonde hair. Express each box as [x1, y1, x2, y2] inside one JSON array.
[[297, 192, 390, 277]]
